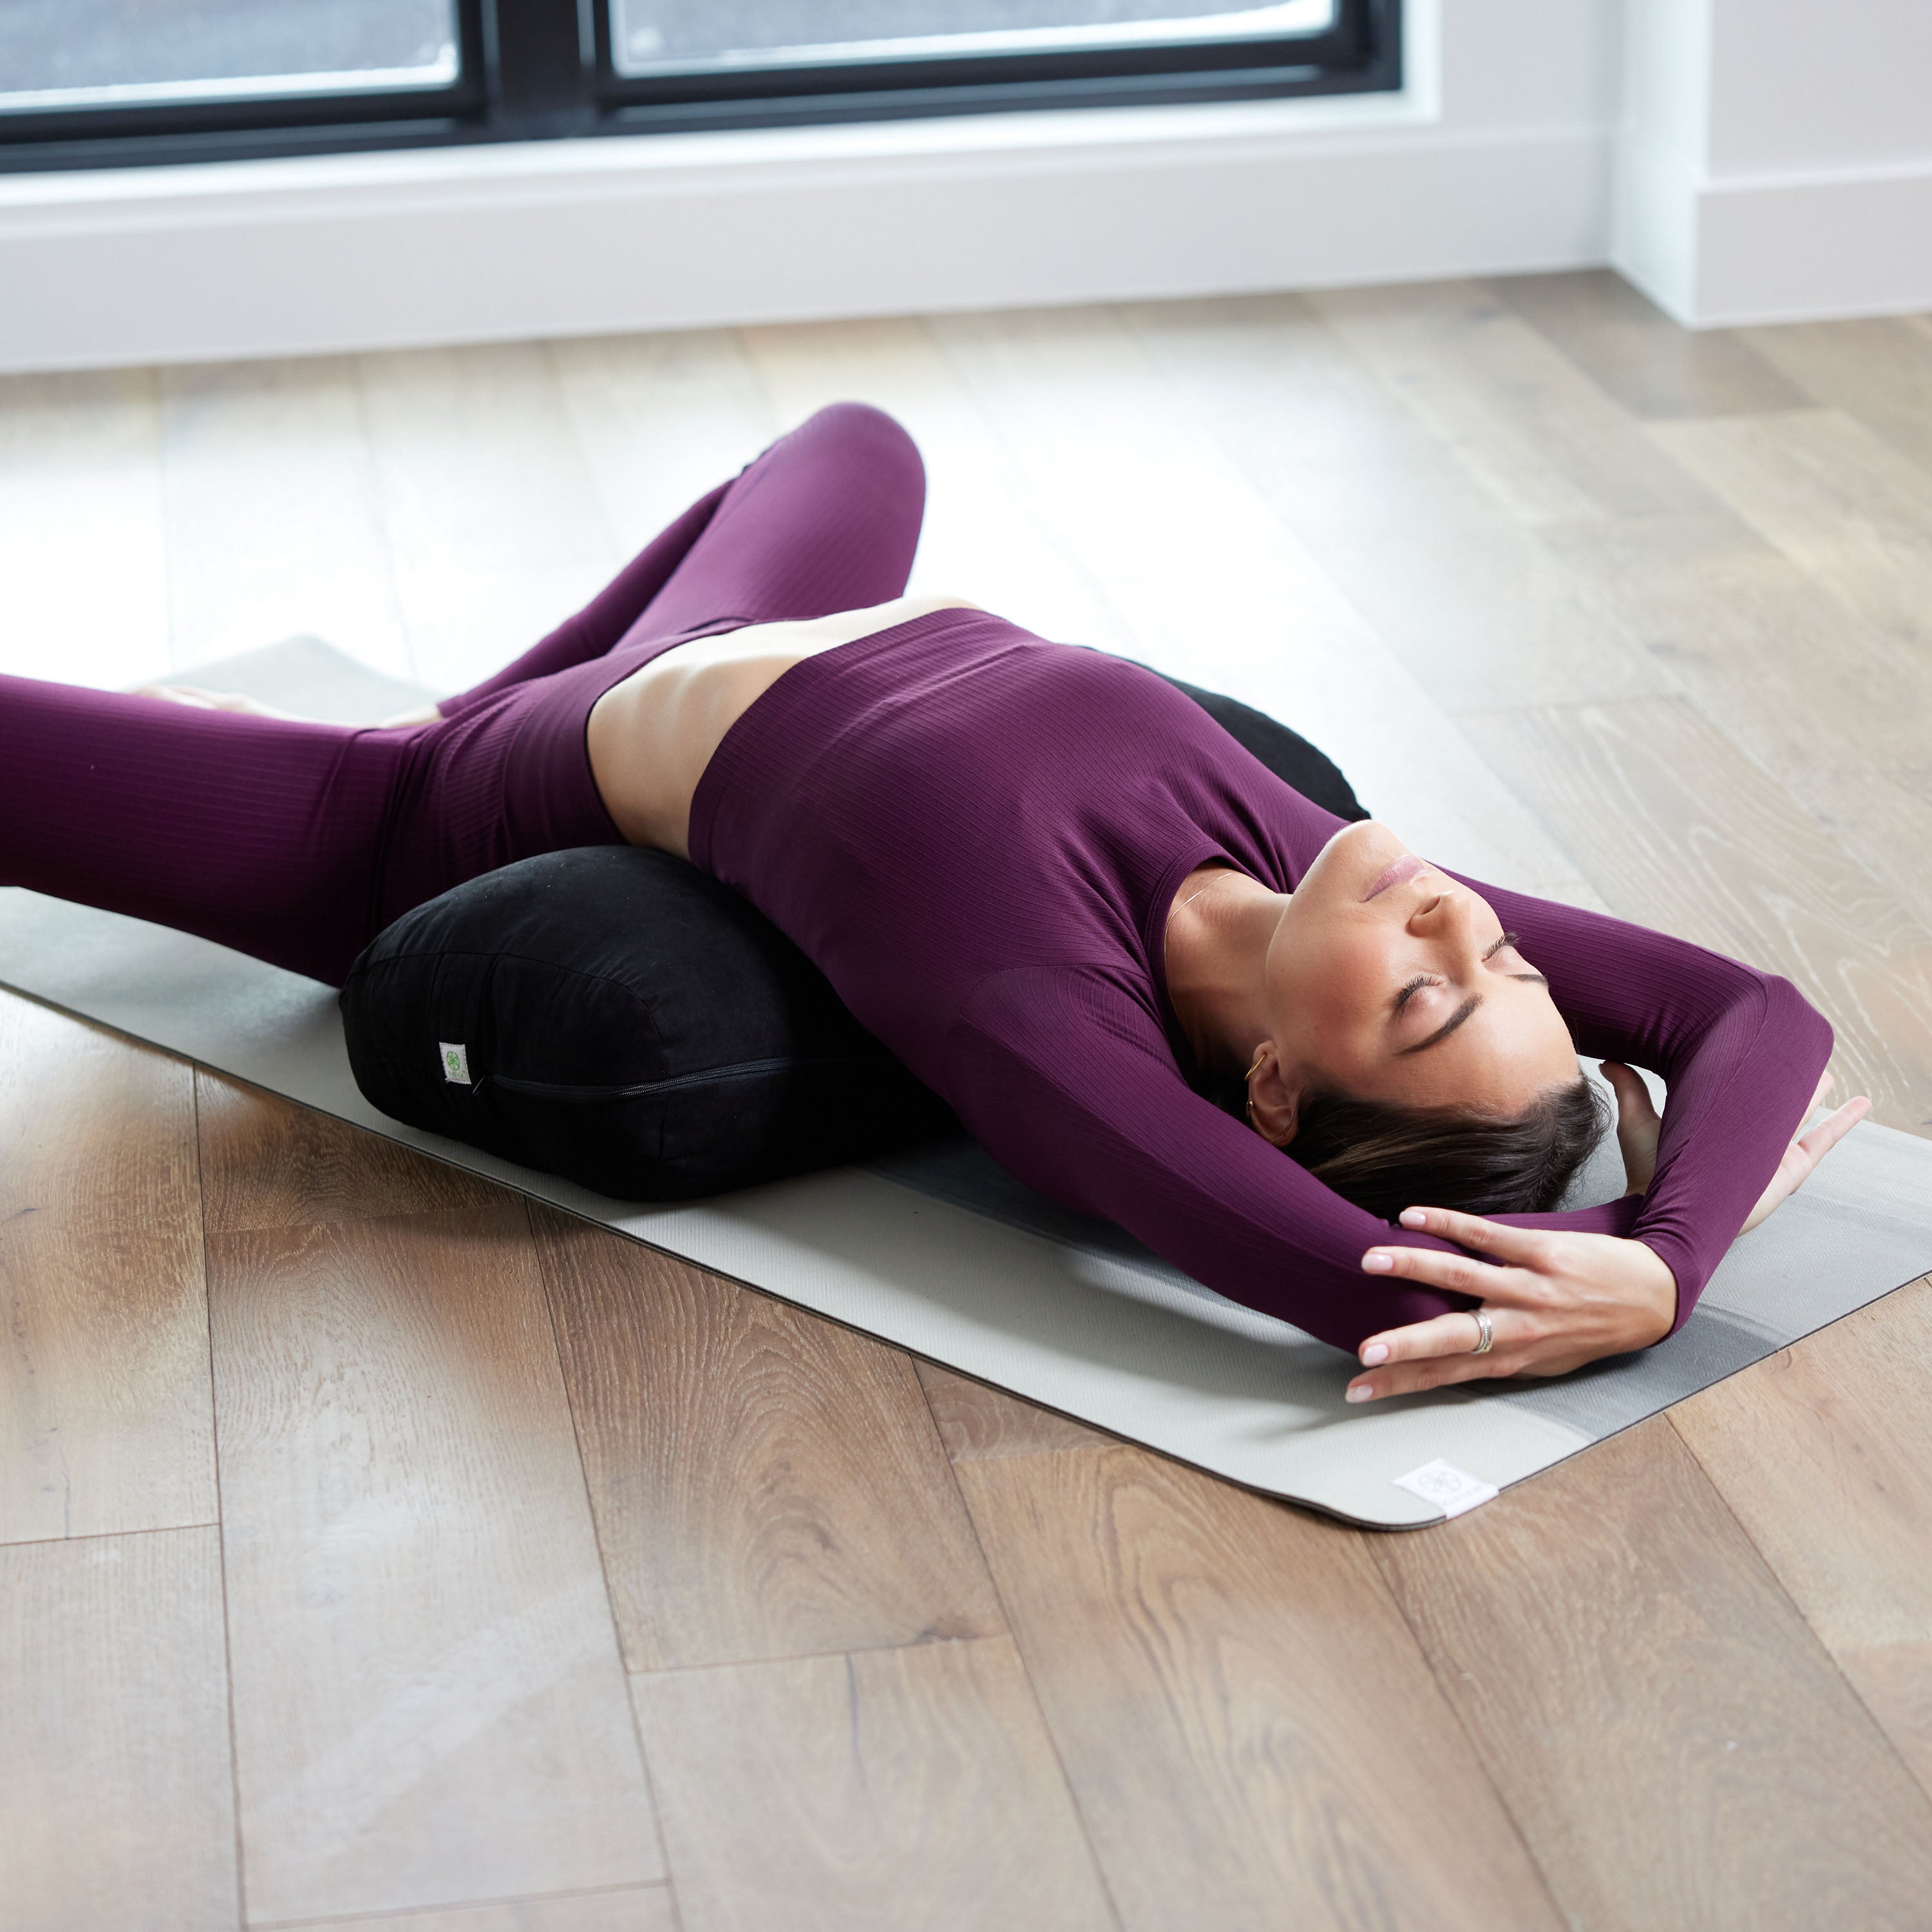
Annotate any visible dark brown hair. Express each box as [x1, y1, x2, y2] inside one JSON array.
[[1280, 1077, 1609, 1222]]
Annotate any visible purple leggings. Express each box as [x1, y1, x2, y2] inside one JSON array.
[[0, 403, 924, 985]]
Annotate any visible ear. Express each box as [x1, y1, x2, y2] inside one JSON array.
[[1244, 1044, 1303, 1149]]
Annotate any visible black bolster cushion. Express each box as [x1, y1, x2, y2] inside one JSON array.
[[339, 674, 1366, 1201]]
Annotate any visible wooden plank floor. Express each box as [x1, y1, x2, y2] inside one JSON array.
[[4, 271, 1932, 1929]]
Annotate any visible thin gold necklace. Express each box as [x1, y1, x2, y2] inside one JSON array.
[[1181, 869, 1242, 909]]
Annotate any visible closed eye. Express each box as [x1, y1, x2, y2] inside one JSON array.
[[1392, 973, 1434, 1016], [1486, 929, 1548, 987], [1393, 934, 1540, 1022]]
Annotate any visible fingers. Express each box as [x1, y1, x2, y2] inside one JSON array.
[[1602, 1061, 1658, 1126], [1602, 1061, 1660, 1195], [1349, 1308, 1518, 1401], [1359, 1238, 1548, 1311], [1386, 1205, 1551, 1267], [1797, 1095, 1870, 1164], [1356, 1309, 1482, 1370], [1743, 1093, 1873, 1232]]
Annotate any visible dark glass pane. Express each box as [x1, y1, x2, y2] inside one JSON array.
[[611, 1, 1337, 77], [0, 0, 459, 111]]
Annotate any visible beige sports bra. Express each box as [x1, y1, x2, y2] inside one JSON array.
[[585, 592, 980, 860]]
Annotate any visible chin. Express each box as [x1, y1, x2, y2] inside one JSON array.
[[1302, 819, 1410, 900]]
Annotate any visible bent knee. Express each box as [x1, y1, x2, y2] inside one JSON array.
[[794, 401, 924, 493]]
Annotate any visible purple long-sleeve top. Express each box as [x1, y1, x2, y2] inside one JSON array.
[[690, 609, 1832, 1351]]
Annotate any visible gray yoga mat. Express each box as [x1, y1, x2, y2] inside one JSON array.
[[5, 640, 1927, 1528]]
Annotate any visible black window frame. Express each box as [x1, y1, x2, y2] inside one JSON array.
[[0, 0, 1399, 175]]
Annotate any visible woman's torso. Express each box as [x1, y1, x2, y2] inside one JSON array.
[[677, 605, 1334, 1094], [583, 592, 980, 858]]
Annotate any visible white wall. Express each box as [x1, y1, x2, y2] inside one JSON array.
[[1708, 0, 1932, 175], [1616, 0, 1932, 324], [1434, 0, 1619, 134], [0, 0, 1624, 374], [1608, 0, 1710, 319], [7, 0, 1919, 368]]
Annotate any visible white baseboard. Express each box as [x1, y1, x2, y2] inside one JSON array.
[[0, 79, 1612, 373], [1696, 160, 1932, 327], [1618, 152, 1932, 328]]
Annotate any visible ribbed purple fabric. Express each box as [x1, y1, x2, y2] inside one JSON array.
[[691, 609, 1833, 1349], [0, 404, 925, 986], [438, 400, 927, 716], [433, 478, 732, 716], [1, 399, 1828, 1349], [0, 685, 416, 981]]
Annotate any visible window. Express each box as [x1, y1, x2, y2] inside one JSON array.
[[0, 1, 482, 161], [1, 0, 461, 109], [614, 1, 1341, 74], [0, 0, 1397, 173]]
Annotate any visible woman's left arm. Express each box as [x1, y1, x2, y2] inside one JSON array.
[[1345, 887, 1868, 1400], [1602, 1060, 1869, 1236]]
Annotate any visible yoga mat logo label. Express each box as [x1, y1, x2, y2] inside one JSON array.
[[1393, 1459, 1499, 1519], [440, 1041, 472, 1085]]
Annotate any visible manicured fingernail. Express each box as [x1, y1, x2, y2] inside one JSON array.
[[1362, 1251, 1394, 1273], [1361, 1343, 1390, 1366], [1399, 1208, 1427, 1229], [1346, 1383, 1376, 1403]]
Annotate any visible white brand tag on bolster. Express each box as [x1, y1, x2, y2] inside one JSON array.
[[1392, 1458, 1499, 1519], [439, 1041, 471, 1086]]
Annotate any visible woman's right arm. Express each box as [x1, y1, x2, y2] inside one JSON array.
[[940, 965, 1481, 1354], [941, 920, 1850, 1368]]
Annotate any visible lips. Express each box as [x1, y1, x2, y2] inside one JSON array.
[[1362, 853, 1427, 902]]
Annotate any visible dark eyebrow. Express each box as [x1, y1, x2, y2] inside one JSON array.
[[1397, 994, 1482, 1056], [1393, 962, 1549, 1057]]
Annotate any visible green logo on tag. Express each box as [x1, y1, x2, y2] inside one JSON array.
[[439, 1041, 471, 1085]]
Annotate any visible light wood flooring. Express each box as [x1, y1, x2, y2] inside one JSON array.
[[5, 272, 1932, 1930]]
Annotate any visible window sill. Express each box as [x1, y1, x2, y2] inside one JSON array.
[[0, 1, 1626, 375], [0, 14, 1440, 214]]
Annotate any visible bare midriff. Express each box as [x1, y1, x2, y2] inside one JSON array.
[[584, 592, 979, 860]]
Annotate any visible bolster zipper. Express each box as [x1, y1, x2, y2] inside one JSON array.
[[480, 1055, 863, 1103]]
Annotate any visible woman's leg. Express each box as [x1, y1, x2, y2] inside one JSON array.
[[618, 401, 926, 645], [439, 402, 926, 715], [0, 404, 929, 985], [436, 478, 731, 717], [0, 675, 410, 985]]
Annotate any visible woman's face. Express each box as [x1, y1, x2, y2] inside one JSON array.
[[1253, 820, 1580, 1133]]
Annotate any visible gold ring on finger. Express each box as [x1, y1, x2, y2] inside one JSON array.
[[1469, 1309, 1494, 1356]]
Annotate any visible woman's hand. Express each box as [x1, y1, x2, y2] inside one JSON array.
[[1345, 1213, 1677, 1403], [1739, 1073, 1869, 1232], [1347, 1065, 1871, 1403], [1603, 1061, 1869, 1233], [1601, 1061, 1660, 1195]]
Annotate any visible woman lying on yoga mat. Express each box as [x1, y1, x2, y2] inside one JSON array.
[[1, 403, 1865, 1401]]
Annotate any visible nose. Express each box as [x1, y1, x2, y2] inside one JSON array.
[[1406, 882, 1457, 928], [1406, 883, 1481, 952]]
